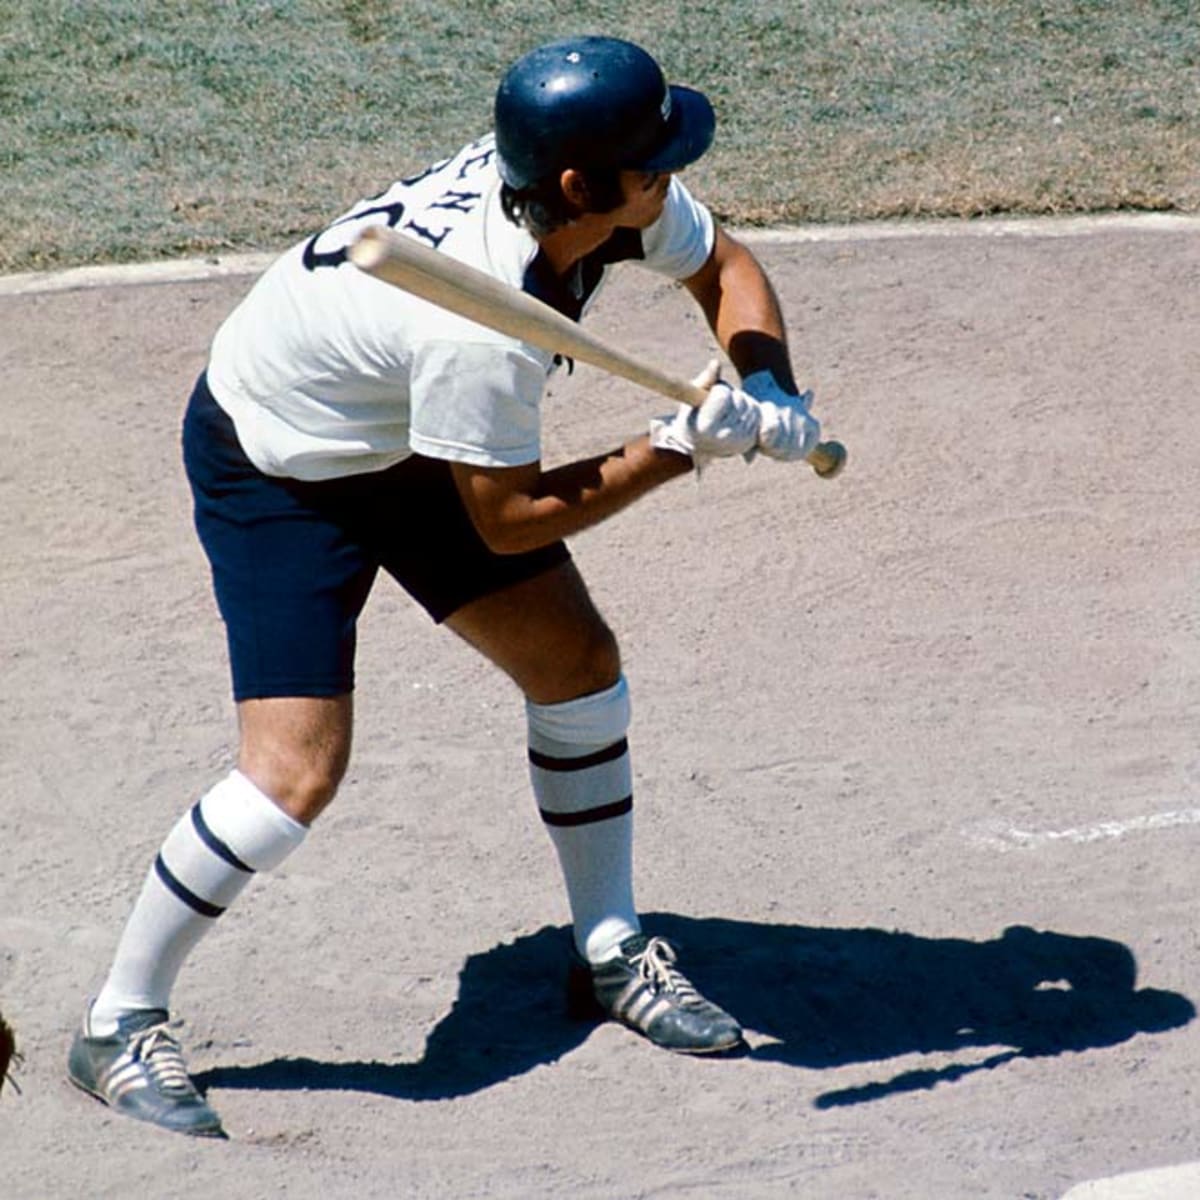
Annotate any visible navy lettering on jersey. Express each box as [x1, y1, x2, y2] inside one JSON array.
[[302, 199, 408, 272], [402, 219, 450, 250], [456, 143, 495, 180], [403, 187, 485, 247], [302, 139, 494, 269], [430, 190, 481, 214], [400, 155, 453, 188]]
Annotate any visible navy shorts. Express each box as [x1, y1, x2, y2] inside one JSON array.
[[182, 373, 570, 701]]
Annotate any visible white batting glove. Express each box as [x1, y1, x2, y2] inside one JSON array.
[[741, 368, 821, 462], [649, 360, 761, 469]]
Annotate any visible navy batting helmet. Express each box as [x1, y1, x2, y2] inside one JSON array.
[[493, 36, 716, 189]]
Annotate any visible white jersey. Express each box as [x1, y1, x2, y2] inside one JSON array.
[[206, 135, 715, 481]]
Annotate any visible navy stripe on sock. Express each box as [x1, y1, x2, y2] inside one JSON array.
[[190, 803, 254, 874], [528, 738, 628, 773], [154, 854, 225, 919], [539, 795, 633, 828]]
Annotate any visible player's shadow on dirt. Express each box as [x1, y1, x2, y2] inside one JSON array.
[[194, 915, 1193, 1108]]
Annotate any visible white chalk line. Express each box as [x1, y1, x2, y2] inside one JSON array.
[[968, 806, 1200, 851], [738, 210, 1200, 244], [1060, 1161, 1200, 1200], [2, 211, 1198, 297], [0, 251, 279, 297]]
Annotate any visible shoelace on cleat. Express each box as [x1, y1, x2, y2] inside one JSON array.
[[125, 1024, 198, 1097], [635, 938, 709, 1011]]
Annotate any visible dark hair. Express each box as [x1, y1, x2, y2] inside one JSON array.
[[499, 168, 626, 235]]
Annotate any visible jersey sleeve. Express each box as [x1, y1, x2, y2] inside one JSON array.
[[407, 338, 549, 467], [639, 178, 716, 280]]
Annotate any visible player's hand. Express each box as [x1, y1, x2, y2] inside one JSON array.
[[740, 368, 821, 462], [689, 361, 761, 458], [756, 400, 821, 461], [649, 360, 761, 467]]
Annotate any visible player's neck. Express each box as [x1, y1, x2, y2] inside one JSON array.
[[536, 212, 621, 278]]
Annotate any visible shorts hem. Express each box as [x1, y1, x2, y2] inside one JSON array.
[[231, 680, 355, 703]]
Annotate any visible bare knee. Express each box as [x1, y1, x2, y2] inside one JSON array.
[[513, 614, 621, 705], [236, 696, 352, 824], [552, 621, 621, 701], [241, 750, 346, 824], [445, 562, 623, 704]]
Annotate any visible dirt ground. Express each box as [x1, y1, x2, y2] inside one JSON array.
[[2, 216, 1199, 1199]]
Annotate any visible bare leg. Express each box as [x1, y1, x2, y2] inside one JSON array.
[[237, 693, 354, 824], [445, 559, 620, 702]]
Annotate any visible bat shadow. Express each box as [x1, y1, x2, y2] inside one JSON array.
[[193, 914, 1193, 1109]]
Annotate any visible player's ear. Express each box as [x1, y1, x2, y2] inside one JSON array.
[[559, 168, 591, 212]]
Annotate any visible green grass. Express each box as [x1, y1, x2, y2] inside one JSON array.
[[2, 1, 1198, 272]]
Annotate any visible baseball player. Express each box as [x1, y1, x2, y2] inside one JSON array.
[[67, 35, 824, 1138]]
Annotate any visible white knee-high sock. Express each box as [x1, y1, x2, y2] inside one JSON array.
[[527, 676, 640, 964], [89, 769, 307, 1033]]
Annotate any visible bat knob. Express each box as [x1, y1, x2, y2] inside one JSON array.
[[809, 440, 847, 479]]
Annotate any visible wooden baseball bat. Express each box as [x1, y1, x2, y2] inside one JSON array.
[[347, 225, 846, 478]]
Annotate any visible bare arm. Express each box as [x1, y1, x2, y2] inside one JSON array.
[[683, 225, 799, 391], [451, 438, 692, 555]]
